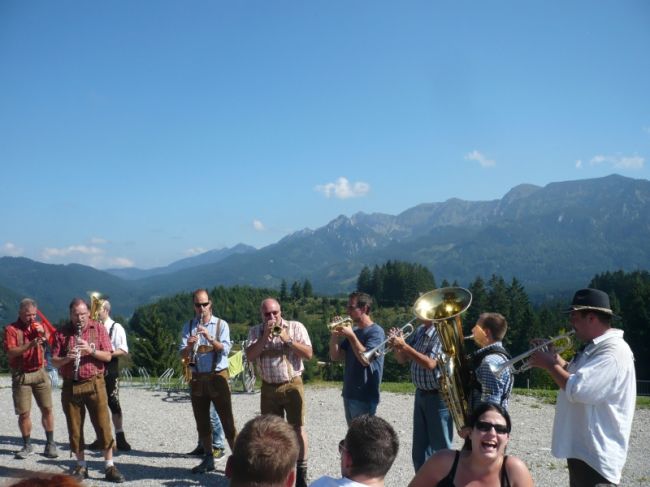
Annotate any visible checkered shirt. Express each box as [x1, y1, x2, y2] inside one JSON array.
[[407, 324, 443, 391], [247, 319, 311, 383], [471, 341, 513, 410]]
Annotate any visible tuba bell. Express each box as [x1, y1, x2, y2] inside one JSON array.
[[413, 287, 473, 434], [89, 291, 107, 321]]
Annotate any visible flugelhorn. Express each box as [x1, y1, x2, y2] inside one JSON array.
[[489, 330, 575, 377], [360, 321, 415, 365], [327, 316, 353, 333]]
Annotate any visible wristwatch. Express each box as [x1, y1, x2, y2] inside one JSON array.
[[285, 339, 294, 347]]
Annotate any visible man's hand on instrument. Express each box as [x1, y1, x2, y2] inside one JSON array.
[[528, 348, 557, 370], [388, 327, 406, 351]]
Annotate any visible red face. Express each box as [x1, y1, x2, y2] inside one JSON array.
[[70, 302, 90, 327], [261, 300, 282, 324], [193, 292, 212, 320], [19, 305, 37, 326]]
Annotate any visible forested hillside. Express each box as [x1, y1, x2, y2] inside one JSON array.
[[119, 264, 650, 385]]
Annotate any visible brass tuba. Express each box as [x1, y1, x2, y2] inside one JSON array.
[[413, 287, 473, 434], [89, 291, 106, 321]]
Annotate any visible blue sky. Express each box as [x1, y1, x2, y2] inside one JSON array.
[[1, 1, 649, 270]]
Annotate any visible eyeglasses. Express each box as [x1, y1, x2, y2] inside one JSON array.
[[264, 310, 280, 317], [194, 302, 210, 308], [475, 420, 509, 435], [338, 439, 347, 455]]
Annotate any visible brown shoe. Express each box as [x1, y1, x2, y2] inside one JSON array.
[[70, 465, 88, 482], [105, 465, 125, 483]]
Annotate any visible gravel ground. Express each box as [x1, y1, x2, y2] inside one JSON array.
[[1, 378, 648, 486]]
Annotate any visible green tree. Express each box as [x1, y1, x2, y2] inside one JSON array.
[[130, 310, 179, 377]]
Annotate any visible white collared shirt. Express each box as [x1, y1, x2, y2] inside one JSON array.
[[551, 328, 636, 483], [103, 318, 128, 353]]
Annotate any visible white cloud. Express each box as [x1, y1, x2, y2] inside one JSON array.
[[185, 247, 206, 256], [41, 245, 104, 259], [90, 236, 108, 244], [589, 154, 645, 170], [465, 150, 496, 168], [253, 219, 266, 231], [1, 242, 24, 257], [315, 177, 370, 199], [576, 159, 583, 169], [108, 257, 134, 268]]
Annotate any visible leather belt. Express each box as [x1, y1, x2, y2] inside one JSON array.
[[417, 388, 439, 395]]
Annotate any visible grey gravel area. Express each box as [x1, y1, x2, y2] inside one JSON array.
[[1, 379, 648, 486]]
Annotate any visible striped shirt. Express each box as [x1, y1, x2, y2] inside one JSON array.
[[247, 319, 311, 384], [407, 324, 443, 391]]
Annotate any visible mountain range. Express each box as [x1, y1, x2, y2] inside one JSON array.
[[2, 174, 649, 322]]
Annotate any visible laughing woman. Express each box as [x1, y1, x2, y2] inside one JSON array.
[[408, 402, 534, 487]]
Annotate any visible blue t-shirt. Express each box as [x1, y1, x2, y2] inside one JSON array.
[[340, 324, 385, 402]]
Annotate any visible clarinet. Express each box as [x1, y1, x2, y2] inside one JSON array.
[[73, 321, 82, 381]]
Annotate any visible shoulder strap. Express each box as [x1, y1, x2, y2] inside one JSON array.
[[211, 318, 222, 372], [501, 455, 511, 487], [109, 321, 117, 341]]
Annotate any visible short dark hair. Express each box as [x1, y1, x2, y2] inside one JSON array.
[[192, 288, 210, 301], [69, 297, 88, 312], [478, 312, 508, 341], [344, 415, 399, 478], [230, 415, 299, 487], [349, 291, 373, 312]]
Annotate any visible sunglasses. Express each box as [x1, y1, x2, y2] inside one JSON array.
[[194, 302, 210, 308], [475, 420, 509, 435], [338, 439, 347, 455]]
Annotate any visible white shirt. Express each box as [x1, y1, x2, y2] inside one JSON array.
[[103, 318, 129, 353], [552, 328, 636, 483], [310, 476, 369, 487]]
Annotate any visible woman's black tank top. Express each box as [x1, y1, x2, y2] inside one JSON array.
[[436, 450, 511, 487]]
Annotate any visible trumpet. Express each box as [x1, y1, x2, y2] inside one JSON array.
[[272, 323, 283, 337], [360, 321, 415, 366], [489, 330, 575, 377], [327, 316, 353, 333]]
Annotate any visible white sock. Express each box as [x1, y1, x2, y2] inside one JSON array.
[[106, 459, 114, 468]]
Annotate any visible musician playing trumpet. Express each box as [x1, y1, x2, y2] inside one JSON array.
[[246, 298, 313, 487], [527, 288, 636, 486], [4, 298, 58, 460], [329, 292, 385, 426], [389, 319, 453, 472]]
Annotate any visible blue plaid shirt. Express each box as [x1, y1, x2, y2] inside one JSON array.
[[407, 324, 443, 390], [470, 341, 513, 410]]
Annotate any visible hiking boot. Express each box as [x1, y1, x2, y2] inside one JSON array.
[[191, 454, 215, 473], [186, 444, 205, 456], [43, 441, 59, 458], [14, 444, 33, 459], [105, 465, 125, 483], [116, 432, 131, 451], [70, 465, 88, 482], [87, 438, 102, 450], [212, 447, 226, 460]]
